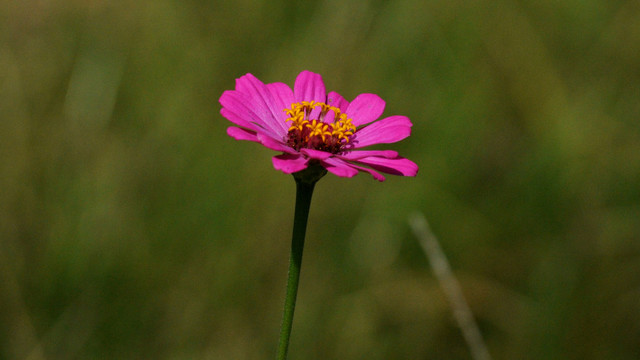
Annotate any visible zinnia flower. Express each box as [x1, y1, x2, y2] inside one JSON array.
[[220, 71, 418, 181]]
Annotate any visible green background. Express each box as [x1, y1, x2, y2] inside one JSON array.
[[2, 0, 639, 359]]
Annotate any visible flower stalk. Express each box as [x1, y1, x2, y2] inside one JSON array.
[[276, 168, 324, 360]]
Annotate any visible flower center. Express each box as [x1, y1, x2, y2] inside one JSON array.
[[284, 101, 356, 153]]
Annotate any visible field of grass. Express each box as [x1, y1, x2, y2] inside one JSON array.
[[1, 0, 639, 359]]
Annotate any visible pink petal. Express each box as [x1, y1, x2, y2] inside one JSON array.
[[355, 156, 418, 177], [219, 92, 260, 131], [220, 108, 257, 133], [323, 157, 387, 181], [340, 150, 399, 160], [220, 90, 283, 139], [352, 115, 412, 148], [272, 153, 308, 174], [294, 71, 326, 103], [227, 127, 296, 155], [267, 81, 295, 117], [227, 126, 259, 142], [322, 157, 359, 178], [327, 91, 349, 112], [235, 74, 289, 135], [300, 148, 332, 160], [342, 161, 386, 182], [346, 93, 386, 127], [257, 133, 296, 154]]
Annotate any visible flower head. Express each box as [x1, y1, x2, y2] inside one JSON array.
[[219, 71, 418, 181]]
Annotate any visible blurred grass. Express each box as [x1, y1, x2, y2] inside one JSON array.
[[1, 0, 639, 359]]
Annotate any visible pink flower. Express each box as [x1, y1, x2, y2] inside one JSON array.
[[219, 71, 418, 181]]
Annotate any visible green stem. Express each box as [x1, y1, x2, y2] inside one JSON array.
[[275, 177, 316, 360]]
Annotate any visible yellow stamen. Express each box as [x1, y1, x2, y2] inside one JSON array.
[[283, 101, 357, 151]]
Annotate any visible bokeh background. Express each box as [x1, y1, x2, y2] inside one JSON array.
[[2, 0, 639, 359]]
